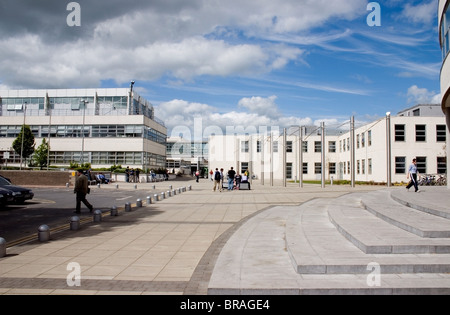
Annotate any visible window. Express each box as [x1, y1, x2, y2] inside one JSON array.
[[286, 141, 293, 153], [329, 163, 336, 175], [241, 141, 249, 153], [368, 130, 372, 146], [357, 134, 360, 149], [368, 158, 373, 175], [241, 162, 249, 173], [395, 125, 405, 141], [413, 109, 420, 116], [415, 125, 426, 142], [286, 163, 293, 179], [314, 141, 321, 153], [328, 141, 336, 153], [395, 157, 406, 174], [342, 139, 346, 152], [437, 157, 447, 174], [315, 163, 321, 174], [361, 159, 365, 175], [357, 160, 360, 174], [272, 141, 278, 153], [257, 141, 261, 153], [437, 125, 446, 142], [361, 133, 365, 148], [302, 163, 308, 175], [302, 141, 308, 153], [416, 157, 427, 174]]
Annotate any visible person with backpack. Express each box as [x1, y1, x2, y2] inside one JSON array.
[[213, 168, 222, 192]]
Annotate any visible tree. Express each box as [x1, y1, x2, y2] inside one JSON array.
[[12, 125, 35, 167], [34, 138, 50, 170]]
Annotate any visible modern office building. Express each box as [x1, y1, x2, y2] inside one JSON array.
[[166, 137, 209, 175], [0, 88, 167, 170], [208, 105, 447, 185], [439, 0, 450, 188]]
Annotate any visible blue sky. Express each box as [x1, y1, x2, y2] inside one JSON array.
[[0, 0, 442, 136]]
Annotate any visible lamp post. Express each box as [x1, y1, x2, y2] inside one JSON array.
[[386, 112, 392, 187], [80, 100, 89, 165], [350, 116, 356, 188], [20, 102, 27, 170], [321, 122, 325, 188]]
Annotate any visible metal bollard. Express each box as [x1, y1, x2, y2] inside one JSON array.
[[136, 199, 143, 207], [38, 225, 50, 242], [134, 184, 137, 189], [97, 183, 101, 188], [66, 183, 69, 188], [125, 202, 132, 212], [0, 237, 6, 258], [93, 210, 102, 222], [152, 185, 156, 190], [173, 189, 177, 196], [70, 216, 80, 231], [167, 190, 171, 197], [188, 185, 192, 191], [146, 196, 152, 204], [111, 206, 118, 216], [116, 184, 119, 189], [154, 194, 159, 201], [161, 192, 165, 199], [169, 185, 173, 190]]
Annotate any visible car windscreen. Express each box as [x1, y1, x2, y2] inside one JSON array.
[[0, 177, 11, 185]]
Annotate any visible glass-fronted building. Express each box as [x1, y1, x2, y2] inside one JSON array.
[[0, 88, 167, 170]]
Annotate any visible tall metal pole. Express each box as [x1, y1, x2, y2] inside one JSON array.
[[386, 112, 392, 187], [270, 132, 273, 186], [350, 116, 356, 188], [261, 134, 265, 185], [20, 102, 27, 170], [299, 126, 303, 188], [283, 128, 287, 187], [321, 122, 325, 188]]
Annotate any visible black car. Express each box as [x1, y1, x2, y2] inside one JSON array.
[[0, 187, 14, 207], [0, 177, 34, 204]]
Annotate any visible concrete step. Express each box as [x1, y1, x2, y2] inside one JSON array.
[[362, 190, 450, 238], [208, 200, 450, 295], [391, 187, 450, 220], [286, 197, 450, 274], [328, 193, 450, 254]]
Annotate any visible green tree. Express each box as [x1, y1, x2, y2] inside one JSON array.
[[33, 138, 50, 170], [12, 125, 35, 167]]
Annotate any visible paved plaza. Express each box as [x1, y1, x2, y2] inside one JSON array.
[[0, 178, 449, 295]]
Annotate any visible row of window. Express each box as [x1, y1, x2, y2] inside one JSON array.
[[394, 125, 446, 142], [0, 151, 166, 168], [441, 4, 450, 59], [395, 156, 447, 175], [0, 125, 167, 145], [248, 141, 337, 153]]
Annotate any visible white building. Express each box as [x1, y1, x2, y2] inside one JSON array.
[[0, 88, 167, 170], [208, 105, 447, 185], [166, 137, 208, 175], [439, 0, 450, 188]]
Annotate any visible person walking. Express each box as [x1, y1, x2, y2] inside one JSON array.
[[213, 168, 222, 192], [74, 169, 94, 214], [406, 158, 420, 192], [227, 167, 236, 190]]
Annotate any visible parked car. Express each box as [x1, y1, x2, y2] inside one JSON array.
[[0, 177, 34, 204], [0, 187, 14, 207]]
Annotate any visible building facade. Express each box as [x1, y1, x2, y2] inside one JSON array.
[[439, 0, 450, 188], [0, 88, 167, 170], [166, 137, 208, 175], [208, 106, 447, 185]]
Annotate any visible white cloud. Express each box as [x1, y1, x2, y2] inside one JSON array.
[[401, 1, 437, 24], [407, 85, 441, 105]]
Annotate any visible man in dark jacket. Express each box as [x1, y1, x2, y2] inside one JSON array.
[[74, 169, 93, 214]]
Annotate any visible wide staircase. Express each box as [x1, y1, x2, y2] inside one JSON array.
[[208, 188, 450, 295]]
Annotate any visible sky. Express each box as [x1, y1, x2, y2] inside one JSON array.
[[0, 0, 443, 137]]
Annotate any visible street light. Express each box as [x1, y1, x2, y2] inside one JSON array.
[[386, 112, 392, 187], [20, 102, 27, 170], [80, 100, 89, 165]]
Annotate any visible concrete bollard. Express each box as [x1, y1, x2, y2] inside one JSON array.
[[38, 225, 50, 242], [188, 185, 192, 191], [136, 199, 143, 207], [134, 184, 137, 189], [125, 202, 132, 212], [93, 210, 102, 222], [0, 237, 6, 258], [116, 184, 119, 189], [111, 206, 118, 216], [70, 216, 80, 231]]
